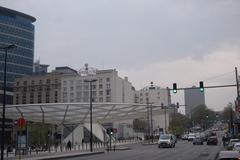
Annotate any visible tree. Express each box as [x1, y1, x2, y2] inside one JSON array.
[[222, 104, 234, 123], [191, 105, 216, 129], [168, 113, 190, 136]]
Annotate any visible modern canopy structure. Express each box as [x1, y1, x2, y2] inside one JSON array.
[[0, 103, 168, 125]]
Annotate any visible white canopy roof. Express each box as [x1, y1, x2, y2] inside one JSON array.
[[0, 103, 169, 125]]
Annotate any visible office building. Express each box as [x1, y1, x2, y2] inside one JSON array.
[[33, 60, 49, 75], [61, 69, 135, 103], [0, 6, 36, 104], [184, 86, 205, 118]]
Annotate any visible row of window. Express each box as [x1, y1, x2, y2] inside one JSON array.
[[0, 33, 34, 49], [0, 16, 34, 30], [62, 77, 111, 86], [62, 96, 111, 103], [15, 85, 59, 92], [63, 83, 110, 92], [0, 63, 32, 75], [0, 52, 33, 66], [139, 92, 161, 97], [15, 91, 58, 104], [0, 24, 34, 39], [16, 78, 59, 86], [62, 89, 111, 98]]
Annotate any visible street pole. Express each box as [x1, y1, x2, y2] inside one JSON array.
[[0, 44, 16, 160], [90, 81, 93, 152], [164, 106, 167, 134], [235, 67, 240, 99], [146, 104, 150, 141], [84, 79, 97, 152], [150, 104, 153, 143]]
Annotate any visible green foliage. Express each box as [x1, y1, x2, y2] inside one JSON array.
[[222, 106, 234, 123], [28, 122, 51, 145], [191, 105, 216, 129], [168, 113, 190, 135]]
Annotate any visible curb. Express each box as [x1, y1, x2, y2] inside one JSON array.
[[23, 151, 105, 160]]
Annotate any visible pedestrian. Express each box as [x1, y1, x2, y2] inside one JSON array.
[[67, 140, 72, 151], [222, 135, 226, 147]]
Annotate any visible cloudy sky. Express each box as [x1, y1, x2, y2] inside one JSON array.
[[1, 0, 240, 112]]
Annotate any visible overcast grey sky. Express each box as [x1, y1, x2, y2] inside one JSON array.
[[1, 0, 240, 112]]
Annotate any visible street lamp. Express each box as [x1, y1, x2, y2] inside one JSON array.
[[84, 79, 97, 152], [0, 44, 16, 160]]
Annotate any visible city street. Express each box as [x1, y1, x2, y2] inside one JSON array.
[[66, 140, 222, 160]]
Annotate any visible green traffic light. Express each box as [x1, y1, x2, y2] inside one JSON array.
[[173, 89, 177, 93], [200, 88, 204, 92]]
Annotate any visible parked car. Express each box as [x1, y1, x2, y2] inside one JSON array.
[[227, 139, 240, 150], [193, 137, 204, 145], [233, 142, 240, 151], [158, 134, 175, 148], [217, 151, 240, 160], [188, 133, 196, 141], [181, 134, 188, 140], [207, 136, 218, 145]]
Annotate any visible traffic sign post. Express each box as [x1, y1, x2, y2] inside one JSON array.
[[16, 116, 28, 157]]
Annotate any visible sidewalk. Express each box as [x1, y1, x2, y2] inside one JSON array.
[[5, 150, 104, 160]]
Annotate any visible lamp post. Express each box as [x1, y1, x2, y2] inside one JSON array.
[[0, 44, 16, 160], [84, 79, 97, 152]]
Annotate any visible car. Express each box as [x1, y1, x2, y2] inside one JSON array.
[[207, 136, 218, 145], [188, 133, 196, 141], [227, 139, 240, 150], [181, 134, 188, 140], [158, 134, 175, 148], [193, 137, 204, 145], [233, 142, 240, 151], [217, 151, 240, 160]]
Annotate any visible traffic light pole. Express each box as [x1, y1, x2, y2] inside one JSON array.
[[235, 67, 240, 100]]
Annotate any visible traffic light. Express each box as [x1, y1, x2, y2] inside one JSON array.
[[176, 102, 179, 108], [107, 128, 113, 135], [173, 83, 177, 93], [199, 81, 204, 92]]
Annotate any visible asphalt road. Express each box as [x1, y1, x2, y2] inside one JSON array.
[[65, 140, 222, 160]]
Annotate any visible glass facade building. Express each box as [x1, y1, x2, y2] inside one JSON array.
[[0, 6, 36, 104]]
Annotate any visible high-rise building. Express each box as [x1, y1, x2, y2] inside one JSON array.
[[33, 60, 49, 75], [0, 6, 36, 104], [184, 86, 205, 118]]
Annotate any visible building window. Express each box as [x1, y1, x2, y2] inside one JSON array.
[[23, 87, 27, 92], [76, 85, 82, 90], [39, 80, 42, 85], [106, 84, 110, 89], [83, 98, 88, 102], [63, 81, 67, 86], [106, 89, 111, 96], [84, 85, 89, 90], [63, 92, 67, 98], [70, 86, 74, 91], [55, 78, 58, 84], [31, 80, 35, 85], [140, 93, 143, 96], [70, 93, 74, 98], [46, 79, 51, 84], [76, 92, 82, 98], [63, 87, 67, 91], [99, 78, 102, 83], [99, 84, 103, 89], [84, 91, 89, 97], [77, 80, 82, 84], [92, 91, 97, 96], [106, 77, 110, 82], [70, 80, 74, 85], [55, 91, 58, 97], [145, 92, 149, 96], [92, 85, 96, 90], [99, 91, 103, 96], [16, 82, 19, 86], [106, 97, 111, 102], [46, 85, 50, 91], [99, 97, 103, 102], [23, 81, 27, 86]]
